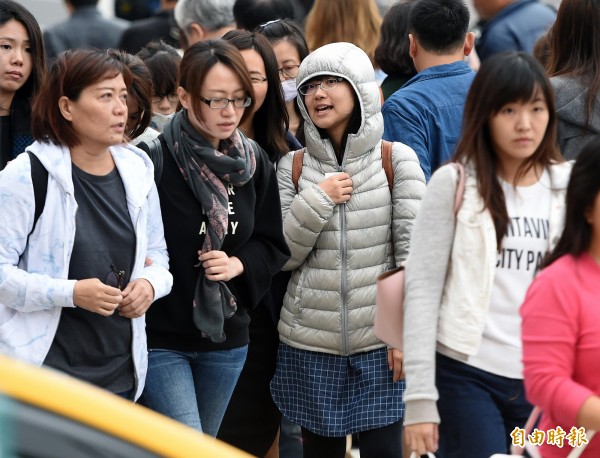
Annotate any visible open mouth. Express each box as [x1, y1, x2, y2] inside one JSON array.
[[315, 105, 333, 113]]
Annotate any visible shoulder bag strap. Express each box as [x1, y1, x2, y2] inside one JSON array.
[[381, 140, 394, 193], [291, 148, 305, 193]]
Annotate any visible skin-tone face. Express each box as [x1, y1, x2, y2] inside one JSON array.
[[240, 49, 267, 115], [303, 76, 355, 151], [59, 74, 128, 155], [152, 92, 178, 115], [488, 89, 549, 180], [0, 19, 33, 111], [272, 39, 301, 81], [178, 62, 247, 149]]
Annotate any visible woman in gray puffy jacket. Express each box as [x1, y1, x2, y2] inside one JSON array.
[[270, 42, 426, 458]]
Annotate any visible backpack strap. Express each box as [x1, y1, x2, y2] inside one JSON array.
[[291, 148, 305, 193], [146, 136, 164, 185], [381, 140, 394, 193], [452, 162, 466, 216], [27, 151, 48, 238]]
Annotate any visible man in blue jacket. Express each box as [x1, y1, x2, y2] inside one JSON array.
[[473, 0, 556, 61], [382, 0, 475, 181]]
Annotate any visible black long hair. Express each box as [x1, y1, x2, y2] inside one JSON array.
[[543, 137, 600, 267], [223, 29, 289, 161]]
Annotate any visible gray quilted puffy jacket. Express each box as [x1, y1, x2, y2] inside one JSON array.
[[276, 42, 426, 356]]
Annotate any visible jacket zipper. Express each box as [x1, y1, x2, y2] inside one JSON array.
[[339, 144, 350, 356]]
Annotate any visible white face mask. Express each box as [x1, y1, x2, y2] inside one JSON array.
[[281, 79, 298, 102], [150, 112, 175, 133]]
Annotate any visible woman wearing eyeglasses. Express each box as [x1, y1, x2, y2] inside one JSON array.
[[0, 49, 173, 400], [136, 41, 182, 133], [257, 18, 309, 146], [270, 42, 426, 458], [137, 39, 290, 437], [218, 29, 298, 456]]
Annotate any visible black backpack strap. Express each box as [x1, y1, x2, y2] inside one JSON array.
[[27, 151, 48, 238], [146, 136, 164, 184]]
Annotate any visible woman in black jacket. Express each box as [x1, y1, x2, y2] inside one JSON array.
[[138, 39, 290, 437]]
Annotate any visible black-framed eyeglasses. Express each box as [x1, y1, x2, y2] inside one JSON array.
[[151, 93, 178, 104], [279, 64, 300, 79], [200, 96, 252, 109], [250, 75, 268, 85], [298, 77, 344, 96], [106, 264, 125, 290]]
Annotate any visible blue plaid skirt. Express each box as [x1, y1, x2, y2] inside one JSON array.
[[270, 343, 404, 437]]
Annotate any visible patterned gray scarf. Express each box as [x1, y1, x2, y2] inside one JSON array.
[[163, 110, 256, 342]]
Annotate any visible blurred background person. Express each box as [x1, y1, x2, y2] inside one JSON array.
[[304, 0, 382, 78], [174, 0, 235, 49], [43, 0, 129, 59], [118, 0, 180, 54], [545, 0, 600, 160], [137, 40, 182, 133], [107, 49, 158, 145], [374, 1, 417, 101], [472, 0, 555, 62], [233, 0, 301, 31], [0, 0, 46, 170]]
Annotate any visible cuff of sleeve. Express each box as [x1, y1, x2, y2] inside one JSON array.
[[404, 399, 441, 426]]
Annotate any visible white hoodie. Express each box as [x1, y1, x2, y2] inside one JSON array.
[[0, 141, 173, 400]]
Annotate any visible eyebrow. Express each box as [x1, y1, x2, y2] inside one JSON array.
[[280, 59, 299, 65], [0, 37, 30, 44]]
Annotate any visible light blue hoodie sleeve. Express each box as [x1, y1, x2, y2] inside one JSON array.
[[0, 154, 77, 314]]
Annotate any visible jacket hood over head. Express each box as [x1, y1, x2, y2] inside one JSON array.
[[296, 42, 383, 166]]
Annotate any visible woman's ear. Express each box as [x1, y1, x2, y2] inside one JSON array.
[[177, 86, 189, 110], [58, 96, 73, 121]]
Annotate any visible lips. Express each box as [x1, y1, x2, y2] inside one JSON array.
[[6, 70, 23, 79]]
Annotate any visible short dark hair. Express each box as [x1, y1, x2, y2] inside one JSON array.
[[31, 49, 132, 147], [179, 39, 255, 128], [543, 136, 600, 268], [222, 29, 289, 160], [108, 49, 153, 140], [453, 52, 562, 248], [375, 1, 416, 77], [67, 0, 98, 8], [137, 41, 182, 99], [409, 0, 469, 54], [0, 0, 46, 99], [233, 0, 295, 31]]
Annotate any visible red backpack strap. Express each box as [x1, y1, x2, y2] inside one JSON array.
[[291, 148, 305, 193], [381, 140, 394, 193]]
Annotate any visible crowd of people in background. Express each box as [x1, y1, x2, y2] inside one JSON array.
[[1, 0, 600, 457]]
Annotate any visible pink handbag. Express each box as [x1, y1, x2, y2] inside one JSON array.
[[374, 163, 466, 350]]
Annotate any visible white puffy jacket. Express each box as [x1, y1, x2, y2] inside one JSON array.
[[277, 42, 426, 356]]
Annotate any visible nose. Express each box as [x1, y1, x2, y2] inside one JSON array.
[[158, 96, 173, 113], [115, 97, 127, 114], [221, 101, 237, 115], [313, 85, 326, 98], [516, 111, 532, 130], [11, 47, 24, 66]]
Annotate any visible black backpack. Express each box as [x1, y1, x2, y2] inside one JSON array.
[[27, 151, 48, 240]]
